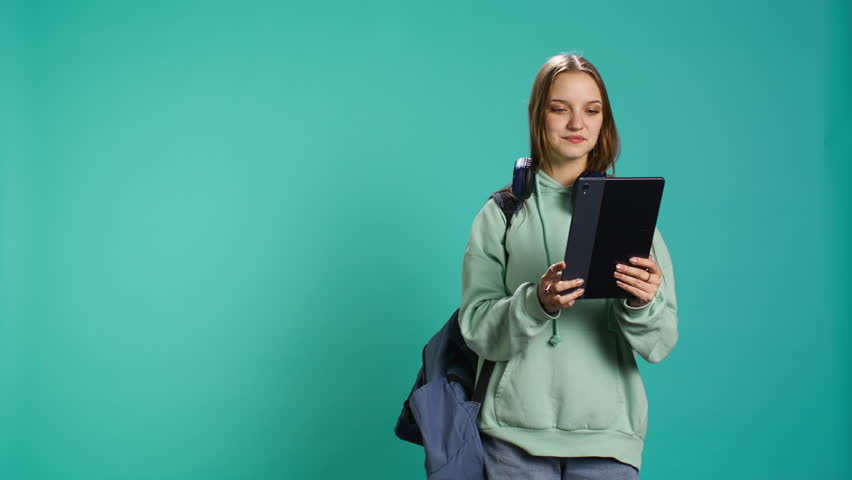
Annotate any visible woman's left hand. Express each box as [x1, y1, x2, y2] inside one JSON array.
[[614, 255, 662, 307]]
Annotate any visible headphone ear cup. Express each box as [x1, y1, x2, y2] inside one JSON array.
[[512, 157, 535, 199], [522, 160, 535, 200]]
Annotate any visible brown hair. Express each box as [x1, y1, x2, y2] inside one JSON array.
[[528, 52, 621, 175]]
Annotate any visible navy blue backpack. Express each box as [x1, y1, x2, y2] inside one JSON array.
[[393, 188, 522, 480]]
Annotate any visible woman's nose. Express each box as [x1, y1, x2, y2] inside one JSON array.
[[567, 111, 583, 130]]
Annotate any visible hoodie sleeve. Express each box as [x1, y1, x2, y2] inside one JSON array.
[[611, 228, 679, 364], [458, 200, 558, 362]]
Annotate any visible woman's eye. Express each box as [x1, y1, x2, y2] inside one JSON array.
[[550, 108, 567, 113], [587, 110, 600, 114]]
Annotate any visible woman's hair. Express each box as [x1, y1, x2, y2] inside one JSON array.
[[528, 52, 621, 175]]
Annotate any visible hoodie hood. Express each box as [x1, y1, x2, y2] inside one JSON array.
[[535, 169, 575, 196]]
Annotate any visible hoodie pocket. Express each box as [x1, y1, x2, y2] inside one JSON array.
[[493, 326, 623, 431]]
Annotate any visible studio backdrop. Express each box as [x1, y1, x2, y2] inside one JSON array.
[[1, 1, 849, 479]]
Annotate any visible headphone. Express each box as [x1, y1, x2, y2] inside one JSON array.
[[512, 157, 605, 200]]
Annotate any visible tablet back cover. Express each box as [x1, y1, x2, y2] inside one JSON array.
[[560, 177, 664, 299]]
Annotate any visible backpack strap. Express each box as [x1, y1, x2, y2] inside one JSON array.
[[471, 189, 524, 403], [492, 189, 522, 226], [472, 360, 494, 403]]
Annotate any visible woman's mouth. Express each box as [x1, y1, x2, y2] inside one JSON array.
[[564, 137, 585, 144]]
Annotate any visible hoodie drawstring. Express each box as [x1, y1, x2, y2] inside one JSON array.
[[533, 174, 561, 346]]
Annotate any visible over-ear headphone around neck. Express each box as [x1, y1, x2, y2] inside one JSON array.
[[512, 157, 605, 200]]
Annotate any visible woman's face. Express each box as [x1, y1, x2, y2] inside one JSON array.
[[544, 72, 604, 167]]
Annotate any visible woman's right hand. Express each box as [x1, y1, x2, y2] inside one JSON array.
[[537, 261, 585, 315]]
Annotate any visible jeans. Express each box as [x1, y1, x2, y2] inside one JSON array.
[[481, 433, 640, 480]]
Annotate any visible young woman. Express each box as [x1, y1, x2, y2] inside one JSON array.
[[458, 53, 679, 479]]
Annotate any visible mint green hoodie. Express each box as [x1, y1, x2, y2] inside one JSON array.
[[459, 169, 678, 471]]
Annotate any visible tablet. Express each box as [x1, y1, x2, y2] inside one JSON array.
[[559, 176, 665, 299]]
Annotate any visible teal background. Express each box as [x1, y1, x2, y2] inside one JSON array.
[[2, 1, 849, 478]]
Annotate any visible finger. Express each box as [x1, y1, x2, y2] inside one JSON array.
[[628, 256, 662, 275], [615, 264, 660, 285], [549, 261, 566, 279], [614, 270, 657, 295], [557, 288, 585, 305], [615, 280, 654, 303], [542, 262, 563, 282], [554, 278, 584, 293]]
